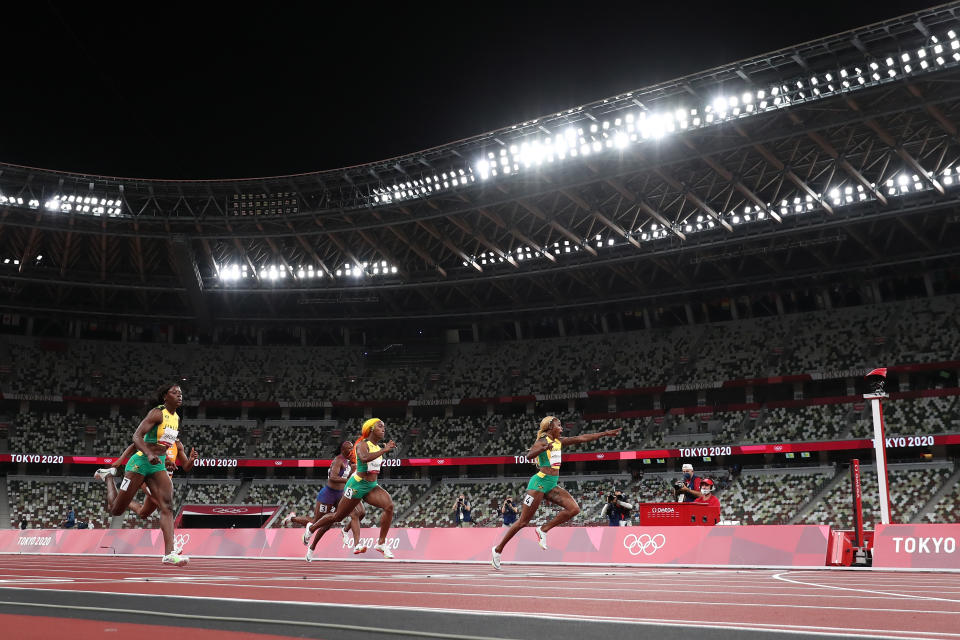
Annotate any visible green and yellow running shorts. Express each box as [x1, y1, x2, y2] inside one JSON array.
[[344, 474, 379, 500], [526, 471, 559, 494], [125, 451, 167, 477]]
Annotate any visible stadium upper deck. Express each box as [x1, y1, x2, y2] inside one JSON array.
[[1, 5, 960, 324]]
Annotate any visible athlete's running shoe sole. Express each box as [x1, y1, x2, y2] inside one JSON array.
[[161, 554, 189, 567]]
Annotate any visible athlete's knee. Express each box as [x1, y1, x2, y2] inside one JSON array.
[[567, 504, 581, 518], [381, 502, 394, 516]]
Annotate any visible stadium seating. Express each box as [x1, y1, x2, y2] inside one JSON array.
[[9, 478, 111, 529], [724, 469, 832, 525], [922, 481, 960, 523], [3, 294, 960, 402], [799, 465, 951, 529]]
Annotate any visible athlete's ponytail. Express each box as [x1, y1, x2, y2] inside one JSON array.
[[534, 415, 557, 447], [352, 418, 381, 464]]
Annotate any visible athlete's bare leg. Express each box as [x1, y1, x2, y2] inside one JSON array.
[[539, 486, 580, 533], [494, 490, 544, 554]]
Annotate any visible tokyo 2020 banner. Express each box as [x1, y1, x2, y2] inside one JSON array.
[[0, 525, 830, 567]]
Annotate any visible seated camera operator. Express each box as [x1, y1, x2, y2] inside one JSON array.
[[600, 489, 634, 526], [499, 497, 518, 527], [453, 494, 472, 527], [673, 463, 702, 503]]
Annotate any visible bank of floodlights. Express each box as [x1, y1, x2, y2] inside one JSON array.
[[44, 194, 123, 216], [216, 259, 398, 285], [365, 25, 960, 212], [0, 194, 40, 210], [470, 29, 960, 190]]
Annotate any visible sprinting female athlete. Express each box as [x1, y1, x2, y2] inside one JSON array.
[[96, 383, 189, 566], [306, 418, 397, 560], [491, 416, 620, 569], [97, 438, 197, 524], [291, 440, 366, 558]]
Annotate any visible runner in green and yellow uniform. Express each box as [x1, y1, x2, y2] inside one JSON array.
[[98, 383, 189, 567], [307, 418, 398, 560], [491, 416, 620, 570]]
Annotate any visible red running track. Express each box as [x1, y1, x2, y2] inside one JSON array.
[[0, 555, 959, 639]]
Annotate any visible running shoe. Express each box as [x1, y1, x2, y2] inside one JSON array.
[[353, 544, 368, 555], [161, 553, 189, 567], [302, 523, 313, 546], [491, 547, 502, 570], [93, 467, 117, 481], [342, 529, 354, 548], [535, 526, 548, 550], [282, 511, 296, 525], [373, 543, 394, 559], [305, 548, 315, 562]]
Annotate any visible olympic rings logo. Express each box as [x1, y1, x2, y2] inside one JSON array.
[[623, 533, 665, 556], [173, 533, 190, 549]]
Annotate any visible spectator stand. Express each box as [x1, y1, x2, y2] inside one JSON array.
[[798, 462, 953, 530]]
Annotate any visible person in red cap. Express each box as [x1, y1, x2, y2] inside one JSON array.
[[693, 478, 720, 508]]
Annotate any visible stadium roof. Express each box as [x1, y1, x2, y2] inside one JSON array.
[[2, 3, 960, 325]]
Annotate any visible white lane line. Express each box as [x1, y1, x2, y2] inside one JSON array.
[[0, 593, 956, 640], [42, 579, 959, 615], [773, 571, 960, 604]]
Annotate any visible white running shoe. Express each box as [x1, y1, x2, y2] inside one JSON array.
[[302, 523, 313, 546], [161, 553, 189, 567], [93, 467, 117, 481], [305, 548, 315, 562], [373, 543, 394, 559], [353, 544, 368, 555], [282, 511, 296, 525], [535, 526, 548, 550], [342, 529, 354, 548], [491, 547, 502, 570]]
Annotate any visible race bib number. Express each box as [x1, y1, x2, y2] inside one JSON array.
[[158, 427, 178, 446], [318, 504, 330, 514], [523, 494, 534, 506], [119, 477, 130, 491], [344, 487, 354, 499]]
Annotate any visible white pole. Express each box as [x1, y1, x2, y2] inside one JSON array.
[[866, 392, 891, 525]]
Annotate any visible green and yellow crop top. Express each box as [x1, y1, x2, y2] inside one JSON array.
[[355, 440, 383, 475], [145, 406, 180, 447], [536, 436, 562, 470]]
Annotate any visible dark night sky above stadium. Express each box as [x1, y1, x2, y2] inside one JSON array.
[[3, 1, 940, 179]]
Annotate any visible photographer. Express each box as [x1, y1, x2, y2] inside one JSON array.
[[600, 489, 634, 526], [453, 494, 472, 527], [499, 497, 518, 527], [674, 463, 702, 503]]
